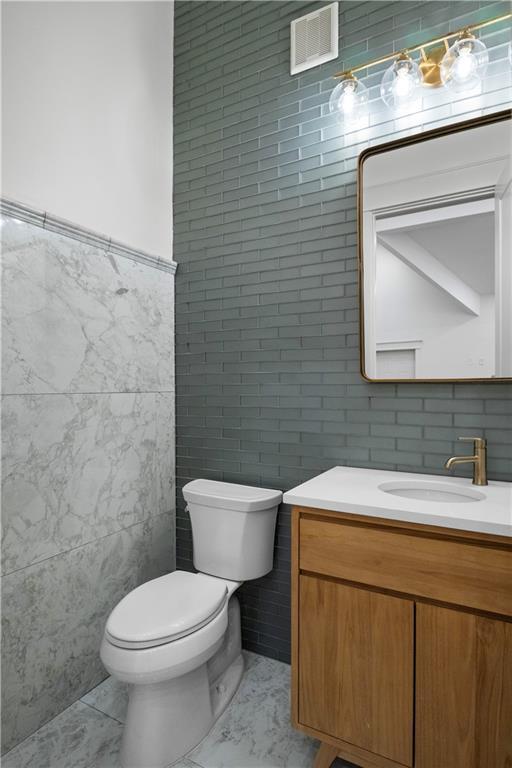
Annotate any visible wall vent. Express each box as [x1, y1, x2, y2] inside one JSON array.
[[290, 2, 338, 75]]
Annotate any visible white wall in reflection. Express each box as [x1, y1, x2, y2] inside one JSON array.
[[362, 118, 511, 380]]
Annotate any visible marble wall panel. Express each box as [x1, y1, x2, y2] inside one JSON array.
[[1, 521, 169, 752], [2, 393, 164, 574], [1, 213, 176, 752], [1, 216, 174, 395], [143, 511, 176, 582], [156, 391, 176, 516]]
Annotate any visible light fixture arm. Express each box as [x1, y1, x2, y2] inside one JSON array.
[[333, 12, 511, 79]]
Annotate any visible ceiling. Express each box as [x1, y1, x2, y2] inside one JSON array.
[[396, 211, 495, 295]]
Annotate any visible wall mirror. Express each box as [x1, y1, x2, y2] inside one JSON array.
[[358, 110, 511, 382]]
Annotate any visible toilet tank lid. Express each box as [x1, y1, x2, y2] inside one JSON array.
[[183, 479, 282, 512]]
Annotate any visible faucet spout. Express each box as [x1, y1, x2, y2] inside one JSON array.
[[444, 455, 477, 471], [444, 437, 487, 486]]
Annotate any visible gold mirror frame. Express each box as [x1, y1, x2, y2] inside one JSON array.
[[357, 108, 512, 383]]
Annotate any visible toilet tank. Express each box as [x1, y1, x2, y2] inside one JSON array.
[[182, 480, 282, 581]]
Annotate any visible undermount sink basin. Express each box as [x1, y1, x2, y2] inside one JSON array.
[[378, 481, 486, 503]]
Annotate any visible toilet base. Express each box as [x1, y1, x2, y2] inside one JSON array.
[[119, 596, 244, 768], [120, 653, 244, 768], [121, 663, 211, 768], [209, 651, 244, 722]]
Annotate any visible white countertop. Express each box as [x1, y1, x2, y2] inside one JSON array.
[[283, 466, 512, 538]]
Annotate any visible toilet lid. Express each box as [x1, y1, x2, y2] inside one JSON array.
[[183, 478, 282, 512], [105, 571, 228, 649]]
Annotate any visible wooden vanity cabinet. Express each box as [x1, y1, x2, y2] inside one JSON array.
[[291, 506, 512, 768], [415, 604, 512, 768], [299, 575, 414, 766]]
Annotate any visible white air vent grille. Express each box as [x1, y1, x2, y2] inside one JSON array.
[[290, 3, 338, 75]]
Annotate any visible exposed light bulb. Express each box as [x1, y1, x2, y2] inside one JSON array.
[[339, 81, 356, 115], [440, 30, 488, 94], [451, 43, 477, 82], [381, 53, 421, 110], [394, 67, 415, 98], [329, 74, 369, 131]]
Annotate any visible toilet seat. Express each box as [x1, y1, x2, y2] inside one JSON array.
[[105, 571, 228, 649]]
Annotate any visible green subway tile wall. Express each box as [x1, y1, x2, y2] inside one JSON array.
[[174, 0, 512, 662]]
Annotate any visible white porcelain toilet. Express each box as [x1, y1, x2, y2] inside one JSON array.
[[100, 479, 282, 768]]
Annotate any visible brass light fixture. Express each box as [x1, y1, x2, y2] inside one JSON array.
[[419, 44, 447, 88], [329, 71, 369, 129], [440, 28, 489, 94], [380, 51, 422, 109], [329, 12, 511, 127]]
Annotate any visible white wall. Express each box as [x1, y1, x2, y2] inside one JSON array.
[[1, 1, 173, 260]]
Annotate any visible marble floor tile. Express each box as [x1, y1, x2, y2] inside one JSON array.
[[1, 701, 123, 768], [188, 651, 319, 768], [81, 676, 129, 724], [1, 698, 202, 768], [176, 763, 203, 768], [4, 651, 357, 768]]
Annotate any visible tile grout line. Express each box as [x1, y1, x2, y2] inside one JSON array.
[[1, 389, 175, 397], [2, 517, 162, 578], [79, 699, 125, 726], [0, 700, 106, 761]]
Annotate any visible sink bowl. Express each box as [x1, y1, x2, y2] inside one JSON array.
[[379, 481, 485, 503]]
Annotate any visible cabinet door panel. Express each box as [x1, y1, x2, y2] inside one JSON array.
[[416, 604, 512, 768], [298, 575, 414, 766]]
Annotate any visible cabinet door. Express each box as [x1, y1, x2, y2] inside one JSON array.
[[298, 575, 414, 766], [416, 604, 512, 768]]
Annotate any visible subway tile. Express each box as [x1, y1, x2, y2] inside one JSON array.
[[175, 0, 512, 664]]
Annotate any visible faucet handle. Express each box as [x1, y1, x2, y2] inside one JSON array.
[[458, 436, 486, 448]]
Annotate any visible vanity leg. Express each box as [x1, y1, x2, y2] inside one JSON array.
[[314, 742, 339, 768]]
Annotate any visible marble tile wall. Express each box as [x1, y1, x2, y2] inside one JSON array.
[[1, 215, 176, 753]]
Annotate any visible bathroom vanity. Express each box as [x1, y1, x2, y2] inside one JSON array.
[[284, 467, 512, 768]]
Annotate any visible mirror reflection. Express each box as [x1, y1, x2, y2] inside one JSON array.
[[360, 115, 511, 381]]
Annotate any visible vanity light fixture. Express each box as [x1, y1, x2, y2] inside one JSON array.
[[329, 12, 511, 128], [380, 52, 421, 109], [329, 72, 369, 128], [440, 29, 489, 94]]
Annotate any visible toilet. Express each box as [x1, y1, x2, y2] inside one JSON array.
[[100, 479, 282, 768]]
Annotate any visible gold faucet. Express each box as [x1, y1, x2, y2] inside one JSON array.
[[445, 437, 488, 486]]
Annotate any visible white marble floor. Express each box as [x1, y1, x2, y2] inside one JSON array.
[[1, 652, 356, 768]]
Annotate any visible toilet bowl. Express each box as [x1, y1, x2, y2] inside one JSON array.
[[100, 479, 282, 768]]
